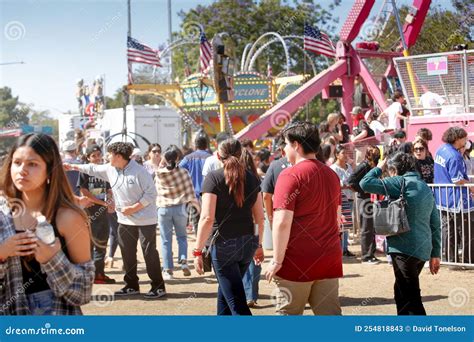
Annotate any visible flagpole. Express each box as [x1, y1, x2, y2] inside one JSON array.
[[303, 19, 309, 121], [167, 0, 173, 82], [127, 0, 131, 37], [127, 0, 133, 85]]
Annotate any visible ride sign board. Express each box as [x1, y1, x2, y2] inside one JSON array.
[[21, 125, 54, 135], [426, 56, 448, 76], [181, 72, 272, 112]]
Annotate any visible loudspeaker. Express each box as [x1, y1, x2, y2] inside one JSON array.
[[329, 85, 343, 98]]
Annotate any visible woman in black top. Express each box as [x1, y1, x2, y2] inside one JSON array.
[[194, 138, 265, 315], [413, 138, 434, 184]]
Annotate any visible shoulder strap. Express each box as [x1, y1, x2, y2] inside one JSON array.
[[399, 177, 406, 200]]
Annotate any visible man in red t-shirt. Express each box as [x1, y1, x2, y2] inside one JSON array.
[[265, 121, 343, 315]]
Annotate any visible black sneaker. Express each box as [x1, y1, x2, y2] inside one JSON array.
[[144, 288, 166, 299], [361, 257, 380, 265], [114, 287, 140, 296], [343, 251, 356, 257]]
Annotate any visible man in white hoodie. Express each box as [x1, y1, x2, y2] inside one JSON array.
[[64, 142, 165, 299]]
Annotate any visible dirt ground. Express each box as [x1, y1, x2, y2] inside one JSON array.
[[82, 232, 474, 316]]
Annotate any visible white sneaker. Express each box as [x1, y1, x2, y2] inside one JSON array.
[[162, 270, 173, 280]]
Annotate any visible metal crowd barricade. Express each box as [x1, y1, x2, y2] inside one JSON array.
[[427, 183, 473, 268]]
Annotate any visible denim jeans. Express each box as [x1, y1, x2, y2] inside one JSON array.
[[211, 234, 258, 315], [243, 261, 261, 302], [27, 289, 55, 315], [158, 204, 188, 270], [341, 231, 349, 253]]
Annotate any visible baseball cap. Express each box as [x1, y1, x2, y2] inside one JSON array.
[[62, 140, 76, 152], [394, 130, 406, 139], [86, 144, 101, 156], [351, 106, 362, 115], [131, 148, 142, 157]]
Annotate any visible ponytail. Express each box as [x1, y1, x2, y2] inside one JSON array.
[[219, 138, 246, 208], [223, 155, 246, 207], [163, 147, 179, 170], [166, 160, 176, 170]]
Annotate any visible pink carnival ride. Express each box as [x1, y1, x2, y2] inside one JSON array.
[[235, 0, 473, 153], [394, 50, 474, 151]]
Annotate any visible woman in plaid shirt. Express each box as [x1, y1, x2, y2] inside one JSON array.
[[0, 133, 94, 315], [155, 146, 198, 280]]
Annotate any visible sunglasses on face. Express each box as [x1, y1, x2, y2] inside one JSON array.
[[151, 150, 161, 154], [414, 147, 425, 152]]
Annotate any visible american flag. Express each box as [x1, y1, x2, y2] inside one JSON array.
[[127, 36, 162, 67], [304, 24, 336, 58], [199, 30, 213, 74]]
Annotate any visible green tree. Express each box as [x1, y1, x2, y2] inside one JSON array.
[[375, 4, 471, 55], [170, 0, 341, 124], [0, 87, 29, 128], [362, 2, 472, 100], [0, 87, 31, 155], [174, 0, 340, 79]]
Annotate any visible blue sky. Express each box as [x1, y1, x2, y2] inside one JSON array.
[[0, 0, 452, 118]]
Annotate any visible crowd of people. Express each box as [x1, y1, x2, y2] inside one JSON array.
[[0, 113, 472, 316]]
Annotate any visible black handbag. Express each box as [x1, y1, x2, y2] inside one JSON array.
[[373, 178, 411, 236], [201, 228, 220, 273], [202, 246, 212, 273]]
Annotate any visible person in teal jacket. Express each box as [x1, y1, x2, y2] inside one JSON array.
[[360, 151, 441, 315]]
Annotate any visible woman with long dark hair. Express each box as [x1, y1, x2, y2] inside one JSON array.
[[0, 133, 94, 315], [194, 138, 264, 315]]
